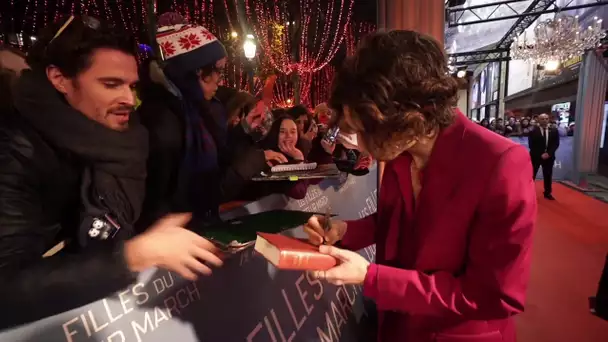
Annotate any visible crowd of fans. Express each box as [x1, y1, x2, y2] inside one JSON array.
[[477, 114, 575, 137], [0, 13, 373, 328]]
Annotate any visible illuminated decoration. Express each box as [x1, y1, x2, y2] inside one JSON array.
[[543, 60, 560, 71], [243, 34, 256, 59], [244, 0, 354, 75], [138, 43, 153, 53], [345, 21, 376, 56], [272, 73, 312, 108], [12, 0, 217, 40], [6, 0, 347, 106], [310, 65, 335, 107], [511, 14, 605, 65]]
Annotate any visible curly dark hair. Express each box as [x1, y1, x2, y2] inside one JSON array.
[[26, 15, 138, 78], [329, 30, 459, 160]]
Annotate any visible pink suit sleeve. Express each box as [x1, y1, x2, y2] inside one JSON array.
[[340, 213, 378, 251], [363, 146, 536, 319]]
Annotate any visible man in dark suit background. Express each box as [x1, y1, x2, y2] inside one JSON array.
[[528, 113, 560, 200]]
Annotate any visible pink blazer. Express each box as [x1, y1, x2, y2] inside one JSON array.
[[342, 111, 537, 342]]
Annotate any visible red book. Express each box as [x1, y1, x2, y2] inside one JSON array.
[[255, 232, 338, 271]]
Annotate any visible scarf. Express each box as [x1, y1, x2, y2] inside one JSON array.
[[13, 70, 148, 242], [165, 70, 221, 220]]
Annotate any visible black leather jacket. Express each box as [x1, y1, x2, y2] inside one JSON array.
[[0, 116, 136, 330]]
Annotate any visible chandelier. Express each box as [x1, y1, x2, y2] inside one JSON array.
[[510, 14, 605, 65]]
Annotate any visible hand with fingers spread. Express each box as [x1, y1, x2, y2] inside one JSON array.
[[124, 213, 224, 281], [303, 215, 347, 246], [309, 245, 370, 285], [279, 141, 305, 161], [264, 150, 288, 166]]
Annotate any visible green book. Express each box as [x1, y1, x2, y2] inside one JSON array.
[[200, 210, 333, 252]]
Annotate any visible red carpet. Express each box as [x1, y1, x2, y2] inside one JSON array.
[[517, 182, 608, 341]]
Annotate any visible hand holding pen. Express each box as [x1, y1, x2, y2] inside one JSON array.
[[303, 207, 347, 246]]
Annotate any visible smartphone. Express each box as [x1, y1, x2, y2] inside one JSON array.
[[324, 126, 340, 144]]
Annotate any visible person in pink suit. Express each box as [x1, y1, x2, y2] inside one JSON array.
[[304, 30, 537, 342]]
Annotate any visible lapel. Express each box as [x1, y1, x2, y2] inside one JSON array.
[[409, 112, 467, 229]]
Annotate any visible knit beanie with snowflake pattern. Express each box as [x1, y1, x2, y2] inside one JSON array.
[[155, 20, 226, 78]]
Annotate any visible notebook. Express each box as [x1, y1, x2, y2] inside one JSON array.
[[253, 163, 341, 181], [271, 162, 317, 173]]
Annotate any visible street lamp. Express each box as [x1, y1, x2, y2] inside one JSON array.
[[243, 34, 257, 92], [243, 34, 256, 59]]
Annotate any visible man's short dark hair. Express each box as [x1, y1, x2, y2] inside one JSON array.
[[0, 45, 26, 60], [26, 15, 138, 78], [329, 30, 459, 159]]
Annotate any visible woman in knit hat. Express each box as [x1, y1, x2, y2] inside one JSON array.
[[137, 14, 270, 227]]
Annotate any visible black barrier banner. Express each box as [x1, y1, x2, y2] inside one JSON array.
[[0, 168, 378, 342]]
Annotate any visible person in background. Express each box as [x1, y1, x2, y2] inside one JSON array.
[[504, 116, 518, 136], [0, 15, 222, 329], [138, 16, 268, 226], [236, 115, 314, 201], [314, 102, 333, 133], [215, 85, 239, 107], [0, 45, 29, 75], [225, 92, 287, 167], [0, 46, 28, 119], [261, 116, 308, 163], [567, 122, 575, 136], [530, 114, 539, 127], [225, 91, 254, 128], [479, 117, 490, 129], [289, 104, 318, 142], [521, 117, 532, 136], [304, 30, 536, 342], [289, 103, 339, 164], [494, 117, 505, 135], [0, 68, 17, 117], [529, 113, 559, 200]]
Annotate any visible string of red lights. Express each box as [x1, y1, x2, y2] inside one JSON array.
[[245, 0, 353, 75], [345, 21, 376, 56], [2, 0, 367, 108]]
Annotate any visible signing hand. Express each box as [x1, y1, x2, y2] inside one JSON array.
[[279, 141, 305, 161], [310, 245, 370, 285], [541, 153, 550, 160], [303, 215, 347, 246], [124, 213, 224, 281], [264, 150, 288, 166]]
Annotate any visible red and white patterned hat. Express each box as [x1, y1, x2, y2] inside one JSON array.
[[155, 24, 226, 76]]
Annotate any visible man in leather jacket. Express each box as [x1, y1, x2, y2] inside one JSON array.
[[0, 16, 223, 329]]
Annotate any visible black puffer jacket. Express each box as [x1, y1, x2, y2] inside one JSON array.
[[0, 110, 135, 329]]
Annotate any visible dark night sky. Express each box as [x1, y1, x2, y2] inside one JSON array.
[[1, 0, 376, 36]]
